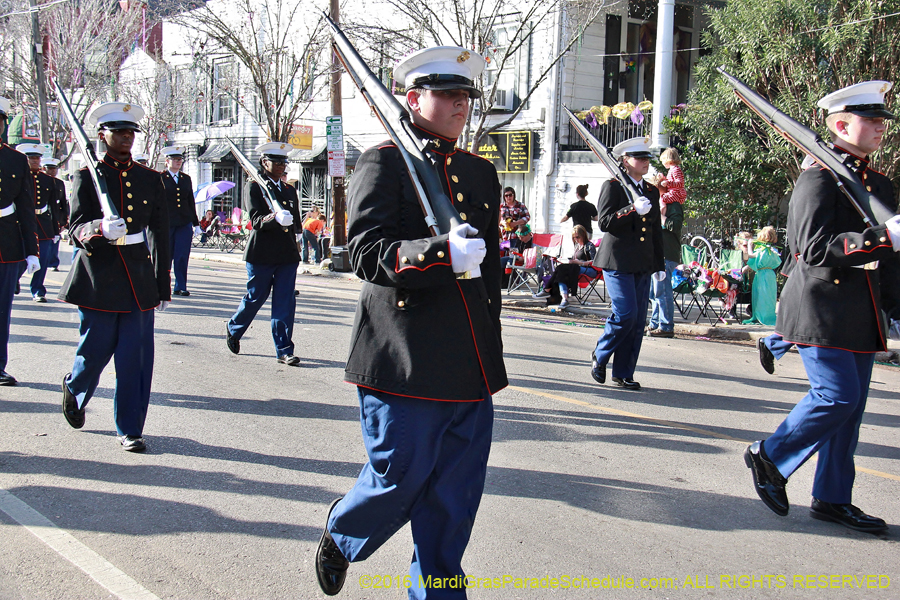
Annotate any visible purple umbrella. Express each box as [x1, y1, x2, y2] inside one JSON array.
[[194, 181, 236, 204]]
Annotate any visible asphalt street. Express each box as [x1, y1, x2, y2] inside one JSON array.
[[1, 251, 899, 599]]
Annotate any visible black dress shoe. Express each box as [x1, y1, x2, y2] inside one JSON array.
[[62, 374, 85, 429], [757, 338, 775, 374], [744, 440, 788, 516], [611, 377, 641, 390], [810, 499, 888, 534], [0, 370, 17, 386], [590, 352, 605, 384], [118, 435, 146, 452], [173, 290, 190, 296], [225, 325, 240, 355], [316, 497, 349, 596]]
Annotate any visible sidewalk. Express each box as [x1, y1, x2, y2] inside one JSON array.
[[190, 247, 898, 358]]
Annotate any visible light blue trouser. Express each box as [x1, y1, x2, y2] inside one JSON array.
[[169, 223, 193, 292], [764, 346, 874, 504], [330, 387, 493, 599], [593, 270, 651, 379], [227, 262, 298, 357], [66, 298, 155, 437]]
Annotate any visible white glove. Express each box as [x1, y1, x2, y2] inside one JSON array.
[[25, 255, 40, 275], [274, 210, 293, 227], [156, 300, 169, 312], [296, 233, 303, 242], [890, 319, 900, 341], [885, 215, 900, 251], [193, 226, 203, 235], [448, 223, 486, 276], [100, 216, 127, 240], [652, 270, 667, 282], [634, 196, 652, 216], [53, 235, 60, 243]]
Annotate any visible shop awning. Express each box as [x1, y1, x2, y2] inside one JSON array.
[[197, 142, 233, 162], [289, 141, 327, 163]]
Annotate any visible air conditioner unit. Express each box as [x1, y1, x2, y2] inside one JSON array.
[[491, 87, 515, 111]]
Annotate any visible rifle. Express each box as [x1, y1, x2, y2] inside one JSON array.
[[324, 13, 461, 237], [717, 67, 892, 227], [225, 138, 290, 233], [563, 105, 643, 203], [53, 81, 124, 244], [225, 138, 285, 214]]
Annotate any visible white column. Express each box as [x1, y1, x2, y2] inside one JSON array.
[[651, 0, 675, 151]]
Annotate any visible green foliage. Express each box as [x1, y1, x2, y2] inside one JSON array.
[[667, 0, 900, 237]]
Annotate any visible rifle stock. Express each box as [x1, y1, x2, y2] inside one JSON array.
[[324, 13, 460, 236], [563, 105, 643, 203], [717, 66, 892, 226], [53, 81, 122, 237], [225, 137, 287, 216]]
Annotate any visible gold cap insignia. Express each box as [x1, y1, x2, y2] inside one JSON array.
[[123, 104, 131, 112], [280, 144, 286, 149], [457, 51, 470, 63], [880, 82, 890, 94]]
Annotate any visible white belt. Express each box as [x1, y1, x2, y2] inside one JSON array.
[[122, 233, 145, 245], [851, 261, 879, 270], [35, 205, 49, 215], [0, 204, 14, 218]]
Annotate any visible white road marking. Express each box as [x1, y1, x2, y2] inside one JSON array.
[[0, 489, 161, 600]]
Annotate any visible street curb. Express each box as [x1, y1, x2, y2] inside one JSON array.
[[501, 299, 769, 343], [190, 252, 360, 281], [190, 250, 897, 359]]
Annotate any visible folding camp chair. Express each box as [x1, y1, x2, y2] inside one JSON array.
[[693, 248, 744, 325], [573, 267, 605, 304], [674, 244, 703, 318], [506, 233, 563, 295], [507, 247, 541, 294]]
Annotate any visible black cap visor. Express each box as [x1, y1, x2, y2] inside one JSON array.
[[98, 121, 141, 132], [624, 151, 654, 159], [411, 74, 482, 99], [840, 104, 895, 120]]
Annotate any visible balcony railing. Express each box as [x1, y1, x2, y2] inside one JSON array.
[[563, 110, 654, 151]]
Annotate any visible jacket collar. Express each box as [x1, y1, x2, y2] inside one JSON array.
[[102, 154, 134, 171], [411, 124, 458, 156], [832, 144, 869, 175]]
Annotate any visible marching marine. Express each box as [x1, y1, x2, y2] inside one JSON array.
[[0, 98, 39, 385], [225, 142, 302, 366], [161, 146, 201, 296], [745, 81, 900, 533], [315, 46, 507, 598], [41, 157, 69, 272], [16, 143, 61, 302], [59, 101, 171, 452]]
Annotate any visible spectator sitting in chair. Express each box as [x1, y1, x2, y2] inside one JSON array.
[[532, 224, 597, 309], [501, 223, 534, 269], [199, 210, 218, 243]]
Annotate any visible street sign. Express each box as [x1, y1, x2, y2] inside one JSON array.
[[326, 115, 345, 172], [328, 150, 346, 177]]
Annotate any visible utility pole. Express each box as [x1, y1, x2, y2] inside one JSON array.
[[329, 0, 346, 248], [30, 0, 51, 145], [650, 0, 675, 151]]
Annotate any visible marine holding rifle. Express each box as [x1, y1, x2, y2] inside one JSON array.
[[745, 81, 900, 534], [225, 142, 302, 366], [314, 46, 508, 598], [59, 102, 171, 453]]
